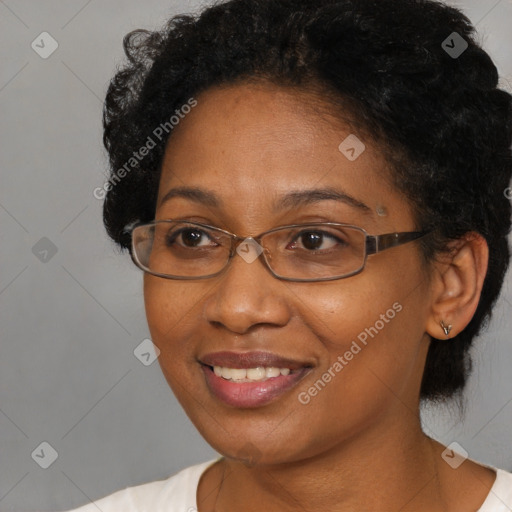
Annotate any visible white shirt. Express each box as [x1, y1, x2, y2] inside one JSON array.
[[63, 459, 512, 511]]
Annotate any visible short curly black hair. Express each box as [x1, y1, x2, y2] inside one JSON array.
[[101, 0, 512, 402]]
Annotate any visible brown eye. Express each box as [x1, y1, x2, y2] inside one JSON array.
[[288, 230, 343, 252], [166, 228, 216, 248]]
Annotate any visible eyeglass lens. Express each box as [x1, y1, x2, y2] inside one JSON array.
[[132, 221, 367, 280]]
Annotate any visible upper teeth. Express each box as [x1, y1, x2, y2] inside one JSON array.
[[213, 366, 291, 382]]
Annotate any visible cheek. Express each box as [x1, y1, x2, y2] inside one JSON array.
[[143, 277, 205, 369], [143, 279, 202, 403], [294, 257, 430, 393], [292, 278, 395, 354], [305, 252, 429, 338], [144, 277, 200, 334], [144, 279, 173, 341]]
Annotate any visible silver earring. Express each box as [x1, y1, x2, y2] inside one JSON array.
[[440, 320, 452, 336]]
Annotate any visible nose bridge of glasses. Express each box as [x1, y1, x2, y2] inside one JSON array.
[[231, 235, 268, 263], [227, 228, 271, 250]]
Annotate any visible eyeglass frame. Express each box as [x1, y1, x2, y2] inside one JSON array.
[[127, 219, 430, 282]]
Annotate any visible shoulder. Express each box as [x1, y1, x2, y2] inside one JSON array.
[[478, 468, 512, 511], [61, 459, 218, 512]]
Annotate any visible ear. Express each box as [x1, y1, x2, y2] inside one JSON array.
[[425, 232, 489, 340]]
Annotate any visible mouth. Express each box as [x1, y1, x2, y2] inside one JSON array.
[[199, 351, 313, 408]]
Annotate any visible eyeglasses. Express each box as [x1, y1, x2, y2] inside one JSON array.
[[128, 220, 429, 282]]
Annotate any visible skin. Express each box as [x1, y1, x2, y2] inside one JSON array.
[[143, 81, 494, 511]]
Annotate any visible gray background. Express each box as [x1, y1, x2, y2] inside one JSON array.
[[0, 1, 511, 510]]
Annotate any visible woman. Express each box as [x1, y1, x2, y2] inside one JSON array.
[[67, 0, 512, 510]]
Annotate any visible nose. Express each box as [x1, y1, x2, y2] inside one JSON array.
[[203, 245, 292, 334]]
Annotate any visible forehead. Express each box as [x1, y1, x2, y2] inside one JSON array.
[[164, 81, 364, 154], [156, 82, 414, 229]]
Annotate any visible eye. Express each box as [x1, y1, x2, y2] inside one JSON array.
[[166, 227, 218, 248], [288, 230, 344, 251]]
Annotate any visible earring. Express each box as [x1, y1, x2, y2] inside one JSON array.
[[440, 320, 452, 336]]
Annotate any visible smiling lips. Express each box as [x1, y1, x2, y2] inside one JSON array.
[[200, 351, 312, 408]]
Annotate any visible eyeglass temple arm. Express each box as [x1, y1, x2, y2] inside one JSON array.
[[366, 231, 427, 255]]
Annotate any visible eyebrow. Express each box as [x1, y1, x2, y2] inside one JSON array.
[[158, 185, 371, 214]]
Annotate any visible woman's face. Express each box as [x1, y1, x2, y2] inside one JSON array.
[[144, 82, 434, 464]]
